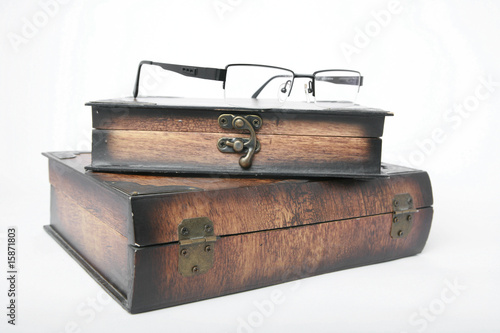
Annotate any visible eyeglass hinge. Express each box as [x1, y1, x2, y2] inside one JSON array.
[[216, 69, 227, 82]]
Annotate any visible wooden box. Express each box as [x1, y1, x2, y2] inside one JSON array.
[[86, 98, 391, 177], [44, 151, 433, 314]]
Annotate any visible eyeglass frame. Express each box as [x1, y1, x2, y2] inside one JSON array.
[[132, 61, 363, 104]]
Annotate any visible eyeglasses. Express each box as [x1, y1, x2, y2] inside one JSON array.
[[133, 61, 363, 108]]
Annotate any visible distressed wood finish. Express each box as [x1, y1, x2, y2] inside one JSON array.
[[44, 151, 433, 314], [48, 157, 131, 239], [92, 106, 386, 137], [46, 153, 432, 246], [87, 98, 391, 177], [91, 129, 382, 176], [50, 187, 130, 296], [130, 208, 433, 313], [130, 168, 432, 246]]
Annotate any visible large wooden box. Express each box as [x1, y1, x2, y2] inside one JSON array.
[[86, 98, 391, 177], [44, 151, 433, 314]]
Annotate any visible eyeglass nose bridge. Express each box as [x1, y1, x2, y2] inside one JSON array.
[[293, 74, 316, 97]]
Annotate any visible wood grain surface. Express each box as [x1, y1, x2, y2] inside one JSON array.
[[50, 186, 130, 297], [129, 208, 433, 313], [48, 158, 131, 239], [92, 107, 386, 137], [45, 152, 432, 247], [130, 170, 432, 246], [45, 152, 434, 313], [45, 152, 283, 191], [91, 129, 382, 176]]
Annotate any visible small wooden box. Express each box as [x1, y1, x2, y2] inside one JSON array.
[[44, 151, 433, 314], [86, 98, 391, 177]]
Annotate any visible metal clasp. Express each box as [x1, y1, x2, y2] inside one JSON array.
[[217, 114, 262, 169], [391, 193, 418, 239]]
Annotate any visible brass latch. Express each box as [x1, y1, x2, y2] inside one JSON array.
[[217, 114, 262, 169], [391, 193, 418, 239], [178, 217, 216, 277]]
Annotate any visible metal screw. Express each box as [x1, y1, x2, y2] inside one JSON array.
[[204, 224, 213, 233], [398, 230, 404, 237], [234, 118, 244, 128], [393, 217, 399, 223], [407, 215, 413, 222], [205, 245, 211, 252], [252, 119, 260, 128], [192, 266, 199, 273], [218, 140, 226, 149], [220, 117, 228, 125], [393, 199, 399, 207], [181, 227, 189, 236], [407, 197, 413, 205], [180, 249, 188, 256]]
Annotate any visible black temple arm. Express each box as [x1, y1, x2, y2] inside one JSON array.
[[151, 61, 226, 81], [133, 60, 226, 98]]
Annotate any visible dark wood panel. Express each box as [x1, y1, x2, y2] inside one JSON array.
[[131, 171, 432, 246], [48, 158, 131, 239], [45, 152, 432, 247], [91, 130, 382, 176], [45, 151, 429, 194], [129, 208, 433, 313], [50, 187, 130, 297], [92, 107, 386, 138], [44, 225, 130, 310], [44, 152, 284, 191], [44, 151, 433, 314]]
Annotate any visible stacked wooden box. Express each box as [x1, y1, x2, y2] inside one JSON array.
[[44, 97, 433, 313]]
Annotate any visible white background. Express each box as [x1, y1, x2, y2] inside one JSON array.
[[1, 0, 499, 332]]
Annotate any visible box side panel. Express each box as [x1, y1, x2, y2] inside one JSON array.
[[48, 158, 131, 240], [50, 186, 131, 298], [91, 130, 381, 176], [44, 226, 129, 311], [129, 207, 433, 313], [92, 107, 386, 137], [131, 171, 432, 246]]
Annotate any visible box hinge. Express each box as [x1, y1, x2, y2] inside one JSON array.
[[178, 217, 216, 277], [391, 193, 418, 239]]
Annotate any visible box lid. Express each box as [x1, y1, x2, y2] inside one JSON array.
[[86, 97, 393, 116], [45, 152, 432, 247], [87, 97, 391, 139]]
